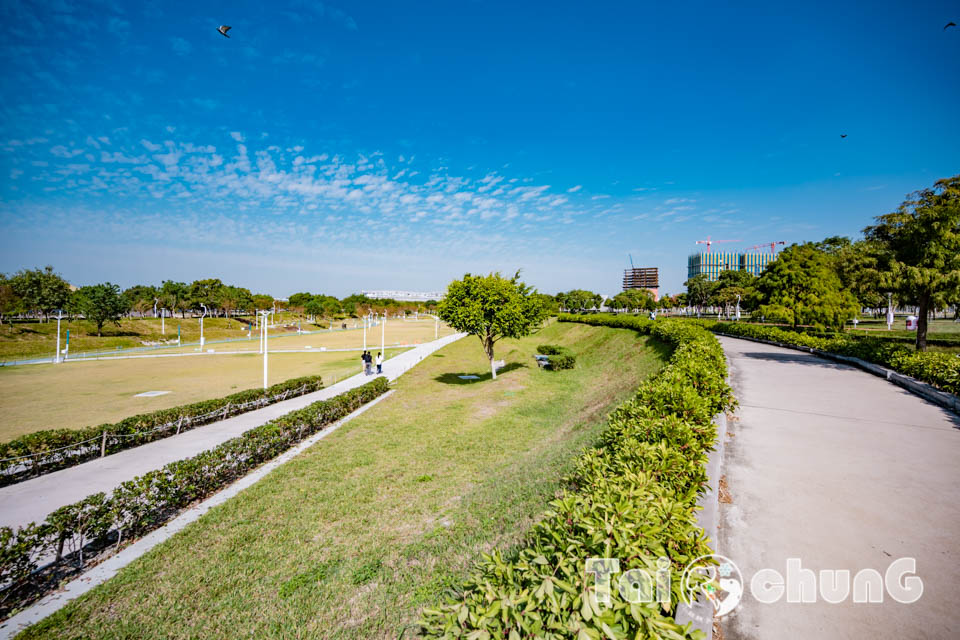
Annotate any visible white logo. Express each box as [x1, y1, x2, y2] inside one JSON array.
[[681, 554, 744, 617]]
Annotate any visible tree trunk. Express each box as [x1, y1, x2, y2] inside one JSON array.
[[482, 334, 497, 380], [916, 293, 930, 352]]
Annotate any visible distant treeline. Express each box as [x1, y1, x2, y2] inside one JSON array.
[[0, 267, 440, 328]]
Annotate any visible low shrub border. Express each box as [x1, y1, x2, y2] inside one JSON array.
[[537, 344, 576, 370], [0, 377, 389, 619], [702, 321, 960, 397], [419, 314, 733, 639], [0, 375, 326, 487]]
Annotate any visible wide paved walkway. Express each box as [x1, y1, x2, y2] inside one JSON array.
[[718, 336, 960, 639], [0, 333, 465, 530]]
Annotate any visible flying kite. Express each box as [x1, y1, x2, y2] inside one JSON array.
[[218, 25, 232, 38], [840, 134, 847, 138], [945, 22, 956, 30]]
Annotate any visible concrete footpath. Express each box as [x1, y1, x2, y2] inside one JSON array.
[[0, 332, 465, 530], [717, 336, 960, 639]]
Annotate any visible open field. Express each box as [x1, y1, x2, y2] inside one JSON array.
[[0, 314, 447, 361], [0, 348, 407, 441], [18, 321, 669, 640]]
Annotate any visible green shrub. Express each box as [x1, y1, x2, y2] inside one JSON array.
[[419, 314, 732, 639], [0, 375, 326, 486], [0, 378, 389, 616], [707, 321, 960, 395], [537, 344, 576, 370]]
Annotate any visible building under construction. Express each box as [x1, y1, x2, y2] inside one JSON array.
[[687, 251, 775, 281], [622, 267, 659, 301]]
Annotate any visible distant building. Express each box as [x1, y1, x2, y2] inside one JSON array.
[[687, 252, 774, 281], [622, 267, 659, 301], [362, 290, 445, 302]]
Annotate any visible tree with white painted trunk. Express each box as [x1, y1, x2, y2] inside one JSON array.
[[438, 271, 545, 380]]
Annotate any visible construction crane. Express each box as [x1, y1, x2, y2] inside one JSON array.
[[628, 254, 634, 269], [747, 241, 786, 255], [695, 236, 741, 253]]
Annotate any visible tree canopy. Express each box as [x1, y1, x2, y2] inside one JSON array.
[[753, 243, 859, 330], [864, 175, 960, 350], [437, 271, 545, 379], [76, 283, 127, 336]]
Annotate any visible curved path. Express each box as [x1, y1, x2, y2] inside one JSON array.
[[0, 332, 465, 530], [718, 336, 960, 639]]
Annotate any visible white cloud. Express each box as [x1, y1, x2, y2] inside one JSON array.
[[567, 185, 582, 193]]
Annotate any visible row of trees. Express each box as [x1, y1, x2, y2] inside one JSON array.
[[683, 175, 960, 350]]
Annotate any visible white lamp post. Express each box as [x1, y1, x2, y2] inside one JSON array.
[[886, 293, 894, 331], [55, 310, 64, 364], [199, 303, 207, 349], [260, 311, 269, 388], [434, 315, 438, 339], [735, 294, 741, 322], [363, 315, 367, 351], [381, 312, 385, 353]]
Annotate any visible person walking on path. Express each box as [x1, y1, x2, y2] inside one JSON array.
[[376, 351, 383, 374], [361, 350, 369, 375], [363, 351, 373, 375]]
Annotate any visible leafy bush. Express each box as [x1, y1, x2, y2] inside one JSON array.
[[707, 321, 960, 395], [0, 378, 388, 613], [419, 314, 732, 639], [0, 375, 325, 486], [537, 344, 576, 370]]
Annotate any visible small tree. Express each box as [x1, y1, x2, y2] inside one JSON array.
[[11, 265, 72, 322], [76, 283, 127, 337], [438, 272, 546, 380], [0, 273, 20, 325], [684, 274, 715, 316], [864, 176, 960, 350]]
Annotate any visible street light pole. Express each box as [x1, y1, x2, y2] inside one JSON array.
[[55, 310, 64, 364], [381, 312, 385, 353], [886, 293, 894, 331], [200, 304, 207, 349], [260, 311, 269, 389], [363, 315, 367, 351]]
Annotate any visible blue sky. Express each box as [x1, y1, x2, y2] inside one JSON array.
[[1, 0, 958, 297]]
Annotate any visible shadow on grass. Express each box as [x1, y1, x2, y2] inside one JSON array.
[[434, 362, 527, 385]]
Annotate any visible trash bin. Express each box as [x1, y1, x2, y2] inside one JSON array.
[[906, 315, 918, 330]]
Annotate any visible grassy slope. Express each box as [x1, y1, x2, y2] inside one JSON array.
[[19, 322, 668, 640]]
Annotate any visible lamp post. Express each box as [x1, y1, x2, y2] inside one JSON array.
[[735, 294, 741, 322], [55, 310, 64, 363], [886, 293, 894, 331], [161, 309, 166, 335], [260, 311, 269, 389], [363, 315, 367, 351], [434, 315, 438, 340], [381, 312, 385, 353], [199, 304, 207, 349]]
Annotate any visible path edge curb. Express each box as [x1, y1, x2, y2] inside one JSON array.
[[713, 332, 960, 416]]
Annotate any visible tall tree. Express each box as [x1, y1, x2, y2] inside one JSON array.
[[0, 274, 21, 325], [188, 279, 224, 316], [10, 266, 72, 322], [438, 272, 546, 380], [76, 283, 127, 337], [160, 281, 189, 318], [753, 243, 859, 330], [684, 274, 715, 315], [559, 289, 602, 312], [864, 176, 960, 350], [123, 285, 159, 318]]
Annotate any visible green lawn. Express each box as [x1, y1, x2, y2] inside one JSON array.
[[18, 321, 668, 640]]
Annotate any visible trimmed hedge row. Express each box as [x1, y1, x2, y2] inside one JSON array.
[[537, 344, 576, 370], [0, 377, 389, 615], [0, 375, 325, 486], [419, 314, 732, 639], [706, 321, 960, 395]]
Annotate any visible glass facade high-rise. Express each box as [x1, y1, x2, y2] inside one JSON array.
[[687, 251, 774, 281]]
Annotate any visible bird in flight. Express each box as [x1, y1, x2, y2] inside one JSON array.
[[840, 134, 847, 138], [217, 25, 232, 38], [945, 22, 956, 30]]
